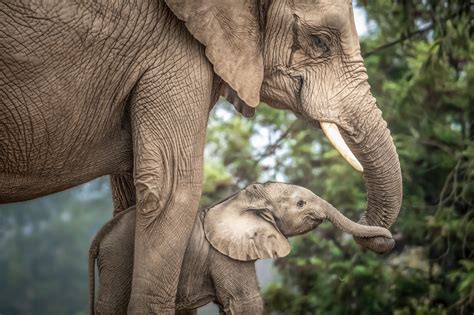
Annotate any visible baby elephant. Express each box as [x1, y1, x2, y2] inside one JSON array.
[[89, 182, 392, 314]]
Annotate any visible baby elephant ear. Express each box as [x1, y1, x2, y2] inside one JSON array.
[[204, 206, 291, 261], [165, 0, 264, 108]]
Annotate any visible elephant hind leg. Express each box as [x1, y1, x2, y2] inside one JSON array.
[[111, 172, 136, 216]]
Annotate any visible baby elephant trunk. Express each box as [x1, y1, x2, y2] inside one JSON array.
[[319, 199, 393, 242]]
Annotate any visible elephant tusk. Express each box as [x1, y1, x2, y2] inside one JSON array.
[[321, 122, 363, 172]]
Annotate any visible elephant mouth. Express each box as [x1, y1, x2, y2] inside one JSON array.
[[309, 217, 324, 228], [286, 217, 323, 237], [314, 219, 323, 229]]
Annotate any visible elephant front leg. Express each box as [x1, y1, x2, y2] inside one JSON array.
[[212, 259, 264, 315], [130, 154, 204, 314], [127, 68, 213, 313], [223, 298, 264, 315]]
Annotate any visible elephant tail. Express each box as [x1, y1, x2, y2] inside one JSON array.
[[88, 242, 97, 315]]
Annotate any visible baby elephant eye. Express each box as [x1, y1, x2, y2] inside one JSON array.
[[297, 200, 306, 208]]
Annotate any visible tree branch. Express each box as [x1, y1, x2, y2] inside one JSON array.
[[254, 120, 298, 164], [363, 8, 467, 57], [363, 23, 434, 57]]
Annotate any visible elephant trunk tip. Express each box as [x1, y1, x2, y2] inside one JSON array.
[[354, 235, 395, 255]]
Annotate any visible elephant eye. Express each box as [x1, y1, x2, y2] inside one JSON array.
[[297, 200, 306, 208], [310, 34, 331, 54]]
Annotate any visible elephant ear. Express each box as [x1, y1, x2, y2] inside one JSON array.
[[203, 204, 291, 261], [165, 0, 264, 109]]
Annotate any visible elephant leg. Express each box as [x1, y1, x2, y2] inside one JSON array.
[[215, 300, 263, 315], [219, 297, 264, 315], [126, 51, 214, 313], [110, 172, 136, 216], [212, 258, 264, 315]]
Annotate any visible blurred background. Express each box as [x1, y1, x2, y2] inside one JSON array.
[[0, 0, 472, 314]]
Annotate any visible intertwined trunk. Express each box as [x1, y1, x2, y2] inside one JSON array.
[[319, 198, 392, 239], [343, 99, 403, 253]]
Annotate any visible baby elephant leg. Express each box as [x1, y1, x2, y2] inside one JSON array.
[[219, 297, 264, 315], [212, 255, 264, 315]]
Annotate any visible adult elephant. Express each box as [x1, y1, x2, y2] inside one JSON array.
[[0, 0, 402, 313]]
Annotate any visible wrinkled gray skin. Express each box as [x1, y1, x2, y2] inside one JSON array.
[[1, 0, 402, 312], [89, 183, 392, 314]]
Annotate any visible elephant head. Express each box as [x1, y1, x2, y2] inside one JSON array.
[[203, 182, 393, 261], [165, 0, 402, 254]]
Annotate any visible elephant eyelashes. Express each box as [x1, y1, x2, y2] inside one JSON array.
[[297, 200, 306, 208]]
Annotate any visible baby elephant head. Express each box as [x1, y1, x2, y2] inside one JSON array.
[[204, 182, 393, 261]]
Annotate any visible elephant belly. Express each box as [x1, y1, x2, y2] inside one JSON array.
[[0, 0, 152, 203], [0, 122, 133, 203]]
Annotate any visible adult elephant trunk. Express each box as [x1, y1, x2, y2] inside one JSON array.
[[318, 198, 392, 239], [321, 96, 402, 254]]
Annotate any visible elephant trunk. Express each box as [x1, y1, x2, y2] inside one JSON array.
[[319, 198, 392, 239], [343, 96, 403, 254]]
